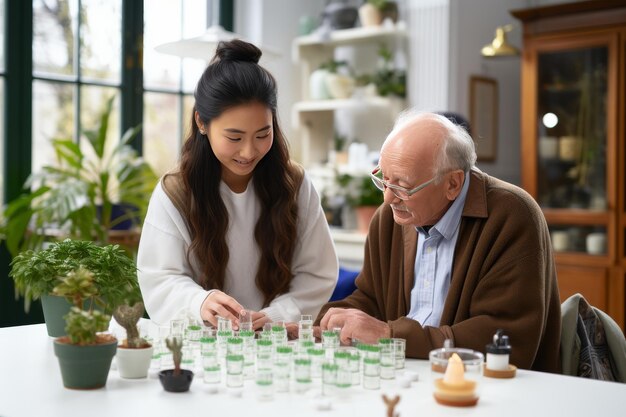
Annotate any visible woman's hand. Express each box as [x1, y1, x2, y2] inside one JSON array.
[[200, 290, 244, 329], [250, 311, 270, 330]]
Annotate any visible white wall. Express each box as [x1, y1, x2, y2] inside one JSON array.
[[448, 0, 527, 185], [234, 0, 326, 160]]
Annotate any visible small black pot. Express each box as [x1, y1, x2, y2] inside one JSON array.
[[158, 369, 194, 392]]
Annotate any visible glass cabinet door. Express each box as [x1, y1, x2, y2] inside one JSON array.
[[536, 46, 608, 210]]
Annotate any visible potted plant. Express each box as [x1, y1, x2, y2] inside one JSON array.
[[159, 336, 194, 392], [9, 239, 139, 336], [309, 60, 355, 100], [357, 44, 406, 98], [359, 0, 398, 27], [1, 95, 158, 258], [52, 266, 118, 389], [337, 171, 384, 232], [112, 301, 153, 379]]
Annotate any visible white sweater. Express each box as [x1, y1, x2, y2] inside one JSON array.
[[137, 174, 338, 325]]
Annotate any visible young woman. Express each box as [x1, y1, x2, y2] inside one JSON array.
[[137, 40, 338, 329]]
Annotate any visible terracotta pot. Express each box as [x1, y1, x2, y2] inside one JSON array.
[[355, 206, 378, 233]]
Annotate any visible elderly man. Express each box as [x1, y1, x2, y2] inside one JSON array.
[[317, 111, 561, 372]]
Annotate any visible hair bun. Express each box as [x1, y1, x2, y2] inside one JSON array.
[[214, 39, 262, 64]]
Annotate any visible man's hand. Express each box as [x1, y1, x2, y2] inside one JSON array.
[[200, 290, 244, 329], [319, 308, 391, 345]]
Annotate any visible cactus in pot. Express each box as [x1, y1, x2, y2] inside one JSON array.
[[159, 336, 194, 392]]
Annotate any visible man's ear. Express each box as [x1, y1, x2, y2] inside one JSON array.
[[445, 170, 465, 201]]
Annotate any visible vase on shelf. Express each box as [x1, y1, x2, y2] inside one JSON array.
[[355, 205, 378, 233]]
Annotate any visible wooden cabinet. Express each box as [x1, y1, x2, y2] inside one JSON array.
[[512, 0, 626, 329]]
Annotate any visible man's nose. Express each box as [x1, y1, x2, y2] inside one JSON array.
[[383, 187, 399, 204]]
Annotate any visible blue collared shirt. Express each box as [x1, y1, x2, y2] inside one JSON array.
[[407, 172, 470, 327]]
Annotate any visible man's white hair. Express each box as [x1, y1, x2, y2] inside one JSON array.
[[385, 109, 477, 178]]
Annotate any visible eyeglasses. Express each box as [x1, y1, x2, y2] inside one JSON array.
[[369, 166, 437, 201]]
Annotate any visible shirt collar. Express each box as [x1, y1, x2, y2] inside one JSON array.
[[416, 171, 471, 240]]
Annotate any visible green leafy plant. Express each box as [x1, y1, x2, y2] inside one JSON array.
[[64, 307, 111, 345], [367, 0, 389, 9], [1, 95, 158, 257], [357, 44, 406, 98], [54, 266, 111, 345], [9, 238, 139, 311], [319, 59, 351, 75], [334, 132, 348, 152], [337, 173, 384, 207]]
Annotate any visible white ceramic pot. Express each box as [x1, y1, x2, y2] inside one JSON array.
[[538, 136, 559, 159], [551, 231, 570, 252], [586, 232, 606, 255], [309, 69, 331, 100], [358, 3, 383, 27], [116, 344, 154, 379], [325, 73, 355, 99]]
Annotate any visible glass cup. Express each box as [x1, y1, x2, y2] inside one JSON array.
[[239, 309, 253, 332], [271, 321, 287, 346], [378, 338, 395, 379], [202, 354, 221, 384], [256, 368, 274, 401], [392, 338, 406, 369], [322, 328, 340, 358], [299, 314, 313, 342], [169, 318, 184, 339]]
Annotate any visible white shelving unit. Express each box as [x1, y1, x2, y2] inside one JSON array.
[[291, 25, 408, 268], [291, 24, 408, 167]]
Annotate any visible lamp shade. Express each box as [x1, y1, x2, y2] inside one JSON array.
[[155, 25, 281, 61], [481, 25, 519, 57]]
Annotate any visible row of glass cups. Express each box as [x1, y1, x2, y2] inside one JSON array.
[[147, 313, 407, 400]]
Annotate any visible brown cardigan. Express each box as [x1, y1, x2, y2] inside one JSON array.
[[317, 169, 562, 373]]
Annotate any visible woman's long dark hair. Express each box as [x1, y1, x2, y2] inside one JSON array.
[[179, 39, 300, 307]]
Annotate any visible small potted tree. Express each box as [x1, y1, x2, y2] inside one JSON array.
[[52, 266, 117, 389], [9, 239, 139, 336], [113, 301, 153, 379], [159, 336, 194, 392]]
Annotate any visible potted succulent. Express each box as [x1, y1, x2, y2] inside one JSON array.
[[159, 337, 194, 392], [0, 95, 158, 258], [52, 266, 117, 389], [9, 238, 139, 336], [113, 301, 153, 379]]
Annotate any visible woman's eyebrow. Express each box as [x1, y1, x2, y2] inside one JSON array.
[[223, 125, 271, 134]]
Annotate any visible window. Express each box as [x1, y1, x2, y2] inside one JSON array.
[[143, 0, 206, 176], [32, 0, 122, 175]]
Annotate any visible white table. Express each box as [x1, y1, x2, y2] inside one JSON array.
[[1, 323, 625, 417]]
